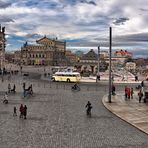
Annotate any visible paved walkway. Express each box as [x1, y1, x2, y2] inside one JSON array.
[[102, 91, 148, 135], [1, 74, 148, 147]]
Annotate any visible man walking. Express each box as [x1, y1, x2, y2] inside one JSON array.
[[8, 83, 11, 93], [24, 105, 27, 119], [19, 104, 24, 118], [13, 106, 17, 116], [23, 83, 26, 97], [112, 84, 116, 95]]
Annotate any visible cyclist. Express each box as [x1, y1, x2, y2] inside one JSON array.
[[73, 83, 78, 90]]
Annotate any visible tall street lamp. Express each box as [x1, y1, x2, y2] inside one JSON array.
[[96, 45, 101, 82], [97, 46, 100, 75], [108, 27, 112, 103]]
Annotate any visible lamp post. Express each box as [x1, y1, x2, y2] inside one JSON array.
[[0, 41, 3, 69], [96, 46, 100, 82], [108, 27, 112, 103], [97, 46, 100, 75]]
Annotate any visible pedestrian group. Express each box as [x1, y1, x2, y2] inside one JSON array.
[[124, 82, 144, 103], [2, 82, 31, 119]]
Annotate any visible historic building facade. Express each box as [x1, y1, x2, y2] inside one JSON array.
[[104, 49, 133, 65], [75, 49, 98, 74], [65, 50, 78, 65], [75, 49, 134, 75], [74, 49, 109, 74], [21, 36, 68, 66], [13, 51, 21, 64], [0, 25, 6, 69], [114, 49, 132, 57]]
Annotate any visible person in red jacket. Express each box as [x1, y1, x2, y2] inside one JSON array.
[[19, 104, 24, 118], [125, 86, 128, 99], [127, 87, 131, 99]]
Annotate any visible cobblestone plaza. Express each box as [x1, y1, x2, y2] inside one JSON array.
[[0, 74, 148, 148]]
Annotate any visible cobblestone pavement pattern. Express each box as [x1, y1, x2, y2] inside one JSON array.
[[0, 74, 148, 148]]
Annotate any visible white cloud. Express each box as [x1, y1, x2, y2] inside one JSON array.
[[0, 0, 148, 57]]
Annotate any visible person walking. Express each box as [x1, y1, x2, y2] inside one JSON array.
[[135, 75, 138, 81], [138, 89, 143, 103], [23, 82, 26, 90], [130, 88, 134, 99], [19, 104, 24, 118], [29, 84, 33, 95], [112, 84, 116, 95], [96, 74, 100, 82], [122, 75, 125, 81], [24, 105, 27, 119], [124, 86, 128, 99], [141, 80, 144, 87], [11, 84, 16, 93], [8, 83, 11, 93], [13, 106, 17, 116], [85, 101, 92, 117], [127, 87, 131, 99], [23, 82, 26, 97]]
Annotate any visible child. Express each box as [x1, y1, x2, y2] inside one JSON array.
[[13, 106, 17, 116]]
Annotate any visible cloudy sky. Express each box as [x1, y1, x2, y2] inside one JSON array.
[[0, 0, 148, 58]]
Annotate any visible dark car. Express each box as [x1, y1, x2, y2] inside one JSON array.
[[23, 73, 29, 76]]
